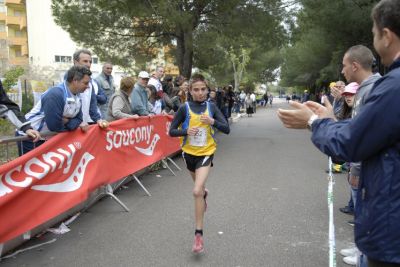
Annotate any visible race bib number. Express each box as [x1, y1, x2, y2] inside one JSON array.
[[189, 127, 207, 147]]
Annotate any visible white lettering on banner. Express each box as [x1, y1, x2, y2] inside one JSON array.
[[0, 142, 93, 197], [105, 125, 155, 152], [57, 144, 78, 174], [31, 153, 94, 192], [24, 157, 51, 180], [134, 134, 160, 156], [6, 166, 31, 187]]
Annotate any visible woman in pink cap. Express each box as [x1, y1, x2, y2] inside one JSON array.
[[337, 82, 359, 120]]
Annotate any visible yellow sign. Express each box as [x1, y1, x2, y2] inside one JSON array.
[[31, 80, 47, 93]]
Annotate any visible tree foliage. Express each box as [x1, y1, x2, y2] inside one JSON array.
[[3, 67, 24, 92], [52, 0, 287, 81], [194, 0, 286, 86], [280, 0, 377, 89]]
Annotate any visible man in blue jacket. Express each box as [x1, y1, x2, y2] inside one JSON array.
[[277, 0, 400, 265], [22, 66, 108, 154]]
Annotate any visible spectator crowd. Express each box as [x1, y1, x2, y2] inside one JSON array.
[[0, 48, 260, 156]]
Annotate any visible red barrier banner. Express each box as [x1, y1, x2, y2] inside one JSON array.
[[0, 115, 180, 243]]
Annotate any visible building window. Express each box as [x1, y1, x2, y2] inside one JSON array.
[[15, 49, 21, 57], [0, 22, 5, 32], [14, 30, 23, 37], [0, 4, 5, 13], [92, 57, 98, 64], [55, 55, 72, 63], [14, 10, 22, 17]]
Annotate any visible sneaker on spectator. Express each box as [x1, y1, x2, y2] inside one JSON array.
[[348, 220, 355, 227], [192, 234, 204, 253], [343, 255, 357, 265], [340, 247, 358, 257]]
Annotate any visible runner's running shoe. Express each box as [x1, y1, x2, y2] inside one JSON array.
[[192, 234, 204, 253]]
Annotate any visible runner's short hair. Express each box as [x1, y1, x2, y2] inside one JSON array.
[[189, 74, 208, 89]]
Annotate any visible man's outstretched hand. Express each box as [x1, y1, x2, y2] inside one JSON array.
[[305, 96, 335, 120], [277, 101, 314, 129]]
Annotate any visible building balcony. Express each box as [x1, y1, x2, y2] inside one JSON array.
[[7, 36, 26, 46], [5, 0, 23, 5], [21, 44, 28, 55], [0, 49, 8, 59], [6, 16, 26, 29], [9, 56, 28, 66]]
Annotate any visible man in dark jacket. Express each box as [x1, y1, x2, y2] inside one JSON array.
[[0, 80, 40, 141], [277, 0, 400, 265]]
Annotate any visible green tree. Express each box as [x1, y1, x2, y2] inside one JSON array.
[[228, 47, 250, 92], [194, 0, 286, 86], [280, 0, 377, 89], [52, 0, 286, 79], [2, 67, 24, 92], [52, 0, 242, 77]]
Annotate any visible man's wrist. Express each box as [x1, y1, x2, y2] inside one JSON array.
[[307, 114, 318, 131]]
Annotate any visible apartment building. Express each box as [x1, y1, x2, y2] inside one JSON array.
[[25, 0, 108, 82], [0, 0, 29, 72]]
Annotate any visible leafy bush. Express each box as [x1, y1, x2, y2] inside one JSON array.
[[21, 92, 34, 114], [3, 67, 24, 92], [0, 119, 15, 136]]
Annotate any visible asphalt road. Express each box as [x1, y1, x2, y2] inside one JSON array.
[[1, 101, 355, 267]]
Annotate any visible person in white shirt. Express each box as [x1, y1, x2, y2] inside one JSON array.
[[148, 66, 164, 92], [250, 92, 256, 113], [72, 49, 107, 125]]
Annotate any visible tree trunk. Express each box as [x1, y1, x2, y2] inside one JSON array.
[[176, 30, 193, 79], [231, 59, 239, 92]]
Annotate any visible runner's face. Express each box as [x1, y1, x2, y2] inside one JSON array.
[[190, 81, 208, 102]]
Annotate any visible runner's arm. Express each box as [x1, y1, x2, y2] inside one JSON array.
[[210, 103, 230, 134], [169, 104, 187, 137]]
